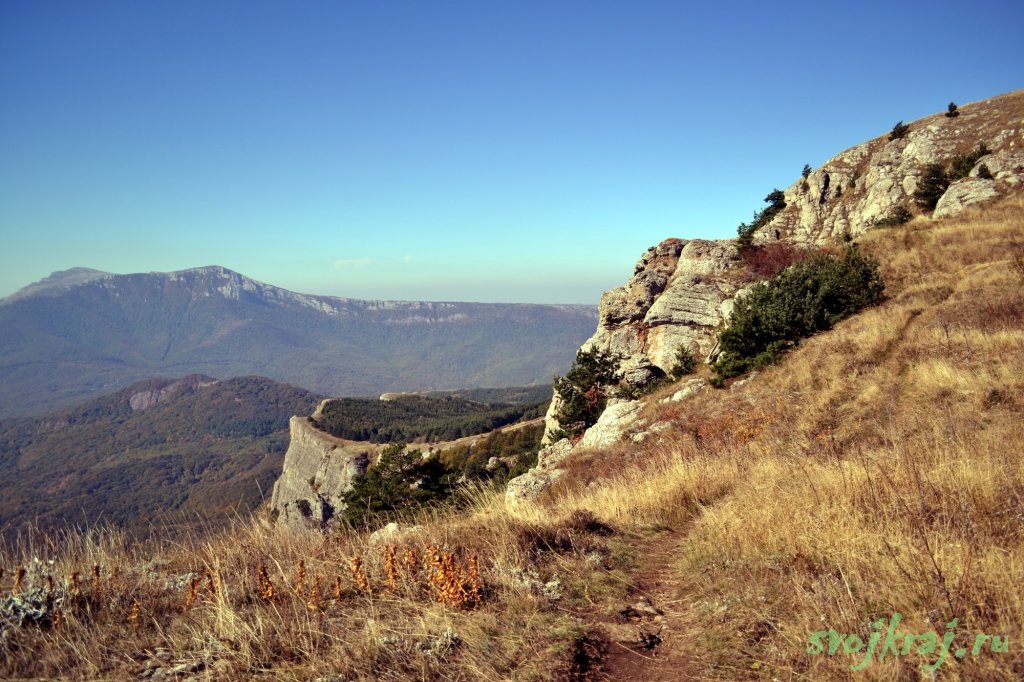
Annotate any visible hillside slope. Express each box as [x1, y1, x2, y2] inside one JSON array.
[[1, 96, 1022, 679], [0, 375, 321, 541], [1, 193, 1020, 682], [0, 265, 596, 417], [540, 196, 1024, 679], [536, 90, 1022, 442]]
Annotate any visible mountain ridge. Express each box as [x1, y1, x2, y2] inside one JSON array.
[[0, 266, 598, 417], [3, 264, 597, 310]]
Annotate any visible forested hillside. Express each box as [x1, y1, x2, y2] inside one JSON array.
[[314, 390, 550, 443], [0, 375, 321, 542]]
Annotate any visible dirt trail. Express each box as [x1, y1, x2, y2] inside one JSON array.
[[591, 530, 702, 681]]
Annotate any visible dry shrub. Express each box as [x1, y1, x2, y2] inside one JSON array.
[[739, 241, 811, 280]]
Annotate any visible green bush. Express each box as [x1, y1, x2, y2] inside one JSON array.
[[670, 345, 698, 379], [978, 163, 993, 180], [549, 347, 622, 440], [341, 443, 452, 529], [439, 422, 543, 479], [873, 204, 913, 227], [913, 163, 950, 210], [913, 143, 992, 212], [889, 121, 910, 140], [948, 142, 991, 180], [946, 102, 959, 118], [711, 245, 884, 384], [737, 190, 787, 248], [316, 395, 545, 443]]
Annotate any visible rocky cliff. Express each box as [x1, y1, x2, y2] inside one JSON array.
[[269, 412, 376, 529], [535, 90, 1023, 462]]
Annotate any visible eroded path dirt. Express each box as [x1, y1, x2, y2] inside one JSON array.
[[587, 529, 702, 681]]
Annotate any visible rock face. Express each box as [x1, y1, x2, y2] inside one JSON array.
[[576, 399, 644, 450], [585, 238, 742, 372], [269, 416, 373, 529], [541, 238, 744, 442], [586, 238, 743, 373], [127, 375, 217, 411], [761, 90, 1024, 244], [522, 90, 1024, 494], [505, 438, 573, 503]]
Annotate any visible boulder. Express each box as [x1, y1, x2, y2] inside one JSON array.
[[660, 377, 708, 403], [368, 522, 423, 546], [505, 468, 566, 503], [536, 438, 573, 470], [934, 178, 1000, 218], [577, 399, 644, 450]]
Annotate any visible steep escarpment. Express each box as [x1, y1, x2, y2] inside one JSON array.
[[587, 91, 1023, 379], [269, 412, 376, 529], [269, 391, 550, 528]]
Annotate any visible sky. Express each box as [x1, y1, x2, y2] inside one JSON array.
[[1, 1, 1021, 304]]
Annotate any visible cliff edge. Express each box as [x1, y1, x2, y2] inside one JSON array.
[[269, 414, 375, 529]]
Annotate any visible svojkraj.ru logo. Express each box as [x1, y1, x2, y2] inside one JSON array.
[[806, 612, 1009, 673]]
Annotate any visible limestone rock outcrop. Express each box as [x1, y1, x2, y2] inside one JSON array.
[[762, 91, 1024, 244], [521, 91, 1024, 499], [576, 399, 644, 450], [269, 416, 373, 529], [586, 238, 742, 372], [541, 237, 744, 442], [934, 178, 1000, 218], [127, 375, 217, 412]]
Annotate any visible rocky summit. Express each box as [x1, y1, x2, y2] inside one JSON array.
[[532, 89, 1023, 464]]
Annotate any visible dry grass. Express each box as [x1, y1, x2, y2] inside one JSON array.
[[2, 197, 1023, 680], [558, 196, 1024, 679]]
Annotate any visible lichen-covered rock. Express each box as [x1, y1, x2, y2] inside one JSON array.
[[541, 237, 741, 440], [536, 438, 573, 470], [760, 90, 1024, 244], [660, 377, 708, 403], [578, 237, 743, 382], [976, 148, 1024, 185], [576, 399, 644, 450], [643, 239, 743, 369], [269, 416, 372, 529], [368, 522, 424, 546], [505, 468, 565, 503], [934, 178, 1000, 218]]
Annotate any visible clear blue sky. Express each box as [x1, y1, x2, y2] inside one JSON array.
[[1, 1, 1021, 304]]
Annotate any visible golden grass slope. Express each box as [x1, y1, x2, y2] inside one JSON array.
[[1, 197, 1022, 680]]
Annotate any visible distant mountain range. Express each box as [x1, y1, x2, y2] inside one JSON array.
[[0, 266, 597, 417]]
